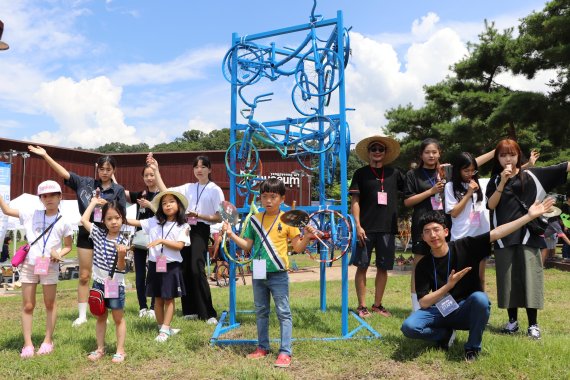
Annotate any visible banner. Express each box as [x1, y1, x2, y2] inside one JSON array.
[[0, 162, 11, 247]]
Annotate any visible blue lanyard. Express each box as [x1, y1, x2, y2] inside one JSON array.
[[256, 212, 280, 259], [103, 230, 123, 274], [41, 211, 59, 257], [422, 168, 438, 187], [160, 221, 177, 255], [432, 250, 451, 290], [194, 181, 209, 211]]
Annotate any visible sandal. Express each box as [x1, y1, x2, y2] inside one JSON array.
[[111, 353, 126, 363], [37, 342, 54, 355], [356, 306, 371, 319], [87, 349, 105, 361], [20, 345, 35, 359], [155, 328, 171, 343]]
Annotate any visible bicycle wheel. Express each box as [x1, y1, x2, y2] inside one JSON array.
[[295, 150, 318, 171], [304, 210, 352, 263], [295, 47, 342, 96], [225, 140, 260, 178], [291, 79, 319, 116], [222, 43, 263, 85], [298, 115, 337, 154]]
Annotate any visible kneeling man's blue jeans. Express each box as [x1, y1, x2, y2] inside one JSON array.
[[400, 291, 490, 351]]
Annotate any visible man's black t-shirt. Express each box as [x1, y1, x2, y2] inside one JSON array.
[[349, 165, 405, 234], [415, 232, 491, 302], [128, 190, 159, 221]]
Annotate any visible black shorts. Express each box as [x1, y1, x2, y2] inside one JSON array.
[[76, 225, 94, 249], [412, 240, 430, 255], [146, 261, 186, 299], [351, 232, 395, 270]]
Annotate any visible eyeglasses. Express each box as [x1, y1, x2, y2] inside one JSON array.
[[368, 146, 386, 153], [463, 169, 478, 175], [422, 227, 444, 236]]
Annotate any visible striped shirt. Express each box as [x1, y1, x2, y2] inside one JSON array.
[[243, 211, 300, 273], [90, 224, 128, 285]]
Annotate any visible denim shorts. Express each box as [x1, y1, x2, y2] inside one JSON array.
[[92, 280, 126, 310]]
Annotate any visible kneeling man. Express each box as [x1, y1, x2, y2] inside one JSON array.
[[401, 198, 554, 361]]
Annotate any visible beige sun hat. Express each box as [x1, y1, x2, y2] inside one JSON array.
[[151, 190, 189, 212], [543, 206, 561, 218], [354, 135, 401, 165], [0, 20, 9, 51]]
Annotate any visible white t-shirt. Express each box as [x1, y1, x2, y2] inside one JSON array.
[[19, 209, 73, 266], [140, 217, 190, 263], [444, 181, 490, 241], [169, 182, 224, 225]]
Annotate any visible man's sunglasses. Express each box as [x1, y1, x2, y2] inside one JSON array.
[[368, 146, 386, 153]]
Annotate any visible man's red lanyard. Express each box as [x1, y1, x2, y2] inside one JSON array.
[[370, 166, 385, 192]]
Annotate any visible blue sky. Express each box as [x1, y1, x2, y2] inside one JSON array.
[[0, 0, 553, 149]]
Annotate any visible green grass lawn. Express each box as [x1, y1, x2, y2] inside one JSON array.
[[1, 265, 569, 379]]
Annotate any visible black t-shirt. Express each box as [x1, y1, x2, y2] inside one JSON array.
[[128, 190, 159, 221], [486, 162, 568, 249], [349, 165, 405, 233], [405, 166, 453, 242], [415, 232, 491, 302], [64, 172, 126, 220]]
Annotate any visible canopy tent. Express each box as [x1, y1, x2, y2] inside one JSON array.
[[1, 194, 137, 263]]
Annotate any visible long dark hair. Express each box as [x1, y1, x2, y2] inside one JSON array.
[[451, 152, 483, 202], [155, 194, 187, 225]]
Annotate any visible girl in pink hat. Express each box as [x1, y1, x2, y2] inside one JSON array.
[[0, 180, 73, 358]]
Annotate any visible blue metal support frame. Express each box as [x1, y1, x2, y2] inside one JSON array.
[[213, 7, 380, 347]]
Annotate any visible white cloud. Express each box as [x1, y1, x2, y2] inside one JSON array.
[[33, 76, 138, 148], [110, 47, 226, 86], [411, 12, 440, 37]]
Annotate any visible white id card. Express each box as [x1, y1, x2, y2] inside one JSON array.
[[252, 259, 267, 280]]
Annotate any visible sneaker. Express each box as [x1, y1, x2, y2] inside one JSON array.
[[501, 320, 519, 334], [138, 308, 148, 318], [146, 309, 156, 320], [464, 349, 479, 362], [371, 304, 392, 317], [72, 317, 87, 327], [274, 353, 292, 368], [356, 306, 371, 319], [438, 329, 456, 351], [246, 347, 269, 359], [527, 324, 541, 340], [155, 328, 171, 343], [206, 317, 218, 325], [183, 314, 199, 320]]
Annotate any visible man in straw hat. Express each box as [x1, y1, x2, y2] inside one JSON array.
[[349, 135, 404, 318]]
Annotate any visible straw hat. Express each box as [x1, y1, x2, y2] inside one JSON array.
[[543, 206, 561, 218], [354, 135, 400, 165], [151, 190, 189, 212], [0, 20, 9, 51]]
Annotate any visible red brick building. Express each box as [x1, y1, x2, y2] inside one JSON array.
[[0, 138, 312, 206]]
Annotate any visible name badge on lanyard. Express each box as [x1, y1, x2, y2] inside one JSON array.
[[469, 211, 481, 226], [157, 255, 168, 272], [431, 196, 443, 210], [105, 277, 119, 298], [253, 259, 267, 280], [34, 257, 50, 276], [436, 293, 459, 317], [378, 192, 388, 205]]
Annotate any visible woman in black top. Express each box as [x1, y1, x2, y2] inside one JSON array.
[[404, 138, 494, 311], [486, 138, 569, 339], [125, 165, 160, 319]]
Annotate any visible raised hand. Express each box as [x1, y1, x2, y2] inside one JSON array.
[[467, 180, 479, 193], [529, 150, 540, 166], [528, 198, 556, 219], [447, 267, 472, 288], [28, 145, 47, 157]]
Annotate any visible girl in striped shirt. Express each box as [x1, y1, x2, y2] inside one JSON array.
[[81, 197, 129, 363]]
